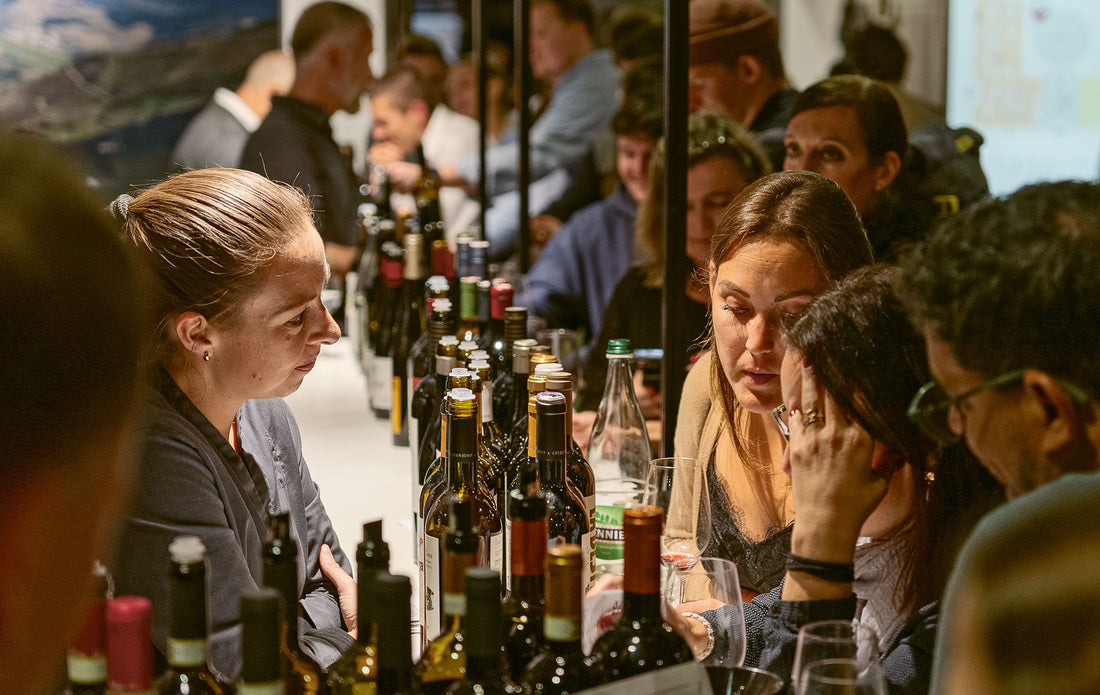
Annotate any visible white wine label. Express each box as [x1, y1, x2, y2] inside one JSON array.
[[238, 682, 286, 695], [490, 530, 504, 576], [423, 533, 441, 644], [504, 516, 512, 590], [67, 653, 107, 683], [572, 660, 709, 695], [369, 356, 393, 409], [581, 530, 593, 594], [442, 591, 466, 617], [482, 384, 494, 422], [544, 615, 582, 642], [166, 637, 206, 667]]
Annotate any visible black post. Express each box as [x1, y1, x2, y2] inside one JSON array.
[[474, 0, 488, 237], [661, 1, 690, 456], [514, 0, 532, 272]]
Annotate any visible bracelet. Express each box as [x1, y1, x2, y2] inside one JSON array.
[[680, 611, 715, 661], [786, 553, 855, 583]]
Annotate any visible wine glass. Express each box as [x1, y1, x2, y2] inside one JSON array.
[[797, 658, 887, 695], [677, 557, 746, 668], [644, 457, 711, 602], [792, 620, 883, 694]]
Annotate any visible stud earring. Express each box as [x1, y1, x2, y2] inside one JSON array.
[[203, 351, 210, 361]]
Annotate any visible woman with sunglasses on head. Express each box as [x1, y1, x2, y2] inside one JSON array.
[[675, 266, 1002, 692], [111, 168, 356, 682]]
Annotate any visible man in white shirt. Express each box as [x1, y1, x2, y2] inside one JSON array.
[[171, 50, 295, 171], [368, 65, 480, 237]]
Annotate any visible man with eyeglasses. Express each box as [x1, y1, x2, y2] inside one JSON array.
[[898, 179, 1100, 695]]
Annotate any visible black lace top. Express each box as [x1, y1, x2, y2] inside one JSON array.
[[706, 450, 793, 593]]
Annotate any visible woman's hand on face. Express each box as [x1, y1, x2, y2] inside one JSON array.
[[786, 359, 887, 561], [319, 544, 358, 639]]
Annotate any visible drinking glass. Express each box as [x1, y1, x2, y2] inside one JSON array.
[[792, 620, 883, 693], [797, 658, 887, 695], [672, 557, 746, 668], [643, 457, 711, 601], [706, 666, 784, 695]]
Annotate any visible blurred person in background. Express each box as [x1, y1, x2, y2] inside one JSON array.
[[0, 130, 149, 695], [241, 1, 374, 299], [689, 0, 797, 171], [897, 180, 1100, 694], [573, 113, 771, 448], [171, 49, 295, 171], [782, 74, 931, 261]]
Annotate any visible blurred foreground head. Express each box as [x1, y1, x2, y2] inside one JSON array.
[[0, 129, 150, 694]]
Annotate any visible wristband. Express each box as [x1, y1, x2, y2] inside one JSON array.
[[680, 611, 715, 660], [786, 553, 855, 583]]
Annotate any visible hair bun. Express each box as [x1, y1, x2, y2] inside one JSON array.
[[109, 194, 133, 220]]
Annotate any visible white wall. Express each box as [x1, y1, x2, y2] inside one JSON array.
[[780, 0, 948, 107]]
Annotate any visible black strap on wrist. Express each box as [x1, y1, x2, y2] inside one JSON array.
[[786, 553, 855, 583]]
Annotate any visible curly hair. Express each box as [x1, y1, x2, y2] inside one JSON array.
[[898, 179, 1100, 398]]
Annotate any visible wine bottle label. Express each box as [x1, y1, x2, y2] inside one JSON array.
[[238, 682, 286, 695], [442, 591, 466, 617], [490, 530, 504, 576], [503, 517, 512, 591], [586, 493, 597, 591], [594, 504, 626, 582], [581, 530, 593, 594], [67, 653, 107, 683], [392, 376, 403, 435], [166, 637, 206, 667], [369, 356, 393, 409], [544, 615, 582, 642], [423, 534, 441, 643]]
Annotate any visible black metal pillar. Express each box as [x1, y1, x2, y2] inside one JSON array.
[[474, 0, 488, 237], [514, 0, 532, 272], [660, 1, 690, 456]]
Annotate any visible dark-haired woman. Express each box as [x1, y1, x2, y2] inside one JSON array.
[[783, 74, 933, 260], [675, 265, 1002, 692], [112, 168, 355, 682]]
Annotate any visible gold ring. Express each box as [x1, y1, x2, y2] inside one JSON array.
[[802, 408, 825, 426]]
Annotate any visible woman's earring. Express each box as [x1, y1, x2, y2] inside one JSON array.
[[203, 351, 211, 362]]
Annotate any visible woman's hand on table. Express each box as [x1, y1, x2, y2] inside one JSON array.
[[320, 543, 358, 639]]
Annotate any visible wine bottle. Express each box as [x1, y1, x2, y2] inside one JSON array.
[[467, 360, 507, 579], [418, 337, 461, 489], [504, 373, 548, 503], [328, 520, 390, 694], [444, 569, 520, 695], [492, 314, 528, 440], [360, 217, 397, 377], [368, 241, 405, 419], [419, 369, 475, 520], [535, 392, 590, 557], [353, 202, 379, 367], [262, 514, 327, 695], [238, 589, 286, 695], [457, 277, 480, 342], [587, 506, 693, 683], [416, 498, 479, 691], [495, 336, 535, 444], [414, 143, 443, 230], [501, 463, 546, 680], [106, 596, 154, 695], [374, 574, 417, 695], [155, 537, 224, 695], [484, 287, 515, 378], [475, 280, 493, 350], [411, 296, 456, 503], [586, 339, 653, 482], [372, 163, 394, 223], [544, 371, 596, 592], [392, 232, 427, 446], [65, 563, 110, 695], [520, 545, 587, 695], [420, 392, 502, 645]]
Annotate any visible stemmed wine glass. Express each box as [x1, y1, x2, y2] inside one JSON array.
[[792, 620, 886, 695], [643, 457, 711, 602]]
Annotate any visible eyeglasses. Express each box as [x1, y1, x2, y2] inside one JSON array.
[[907, 369, 1090, 446], [772, 404, 790, 441]]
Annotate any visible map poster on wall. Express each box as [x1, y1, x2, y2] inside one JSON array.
[[0, 0, 278, 197], [948, 0, 1100, 194]]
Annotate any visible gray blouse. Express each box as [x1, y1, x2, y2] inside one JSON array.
[[113, 369, 354, 681]]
